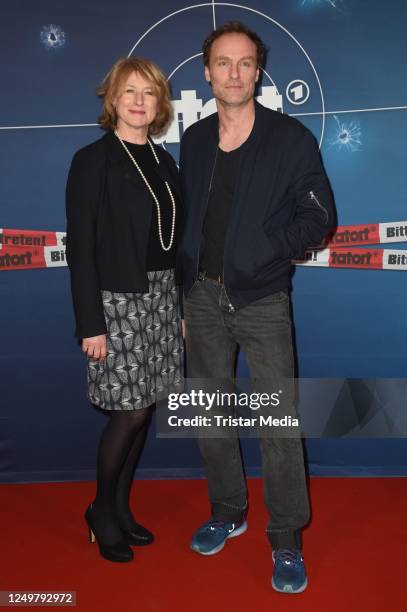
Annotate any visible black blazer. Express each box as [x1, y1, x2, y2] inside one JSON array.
[[65, 130, 182, 339]]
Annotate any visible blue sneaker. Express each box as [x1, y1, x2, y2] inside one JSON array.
[[190, 519, 248, 555], [272, 548, 308, 593]]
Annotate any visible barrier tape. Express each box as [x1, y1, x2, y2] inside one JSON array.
[[0, 229, 66, 270], [295, 247, 407, 270], [325, 220, 407, 247], [0, 228, 66, 248], [0, 244, 67, 270], [1, 225, 407, 271]]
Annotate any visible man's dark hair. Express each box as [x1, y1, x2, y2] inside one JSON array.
[[202, 21, 266, 68]]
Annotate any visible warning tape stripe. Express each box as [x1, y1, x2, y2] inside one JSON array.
[[0, 228, 65, 248], [295, 247, 407, 270], [0, 244, 66, 270], [1, 227, 407, 271], [326, 220, 407, 246], [2, 222, 407, 251]]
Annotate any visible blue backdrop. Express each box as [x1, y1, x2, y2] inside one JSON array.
[[1, 0, 406, 482]]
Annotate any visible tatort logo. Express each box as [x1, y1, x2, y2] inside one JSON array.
[[155, 86, 283, 145], [386, 225, 407, 239], [330, 251, 374, 266], [330, 227, 372, 245], [0, 251, 33, 267]]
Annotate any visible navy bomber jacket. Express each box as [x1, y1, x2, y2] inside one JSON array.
[[178, 101, 336, 309]]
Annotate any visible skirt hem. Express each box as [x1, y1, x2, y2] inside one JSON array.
[[87, 378, 184, 411]]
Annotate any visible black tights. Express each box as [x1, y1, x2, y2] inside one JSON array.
[[91, 408, 151, 544]]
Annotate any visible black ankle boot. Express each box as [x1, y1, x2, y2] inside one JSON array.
[[85, 504, 134, 562]]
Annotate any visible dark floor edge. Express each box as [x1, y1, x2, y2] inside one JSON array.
[[1, 465, 407, 483]]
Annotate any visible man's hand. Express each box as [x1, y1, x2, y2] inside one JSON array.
[[82, 334, 107, 361], [182, 319, 186, 339]]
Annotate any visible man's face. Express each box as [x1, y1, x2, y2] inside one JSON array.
[[205, 33, 259, 108]]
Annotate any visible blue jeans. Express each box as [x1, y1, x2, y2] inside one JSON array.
[[184, 278, 310, 549]]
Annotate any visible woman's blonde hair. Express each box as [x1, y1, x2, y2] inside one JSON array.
[[97, 57, 172, 136]]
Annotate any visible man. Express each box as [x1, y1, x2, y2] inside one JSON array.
[[178, 21, 335, 593]]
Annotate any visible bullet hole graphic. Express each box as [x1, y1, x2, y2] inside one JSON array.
[[40, 25, 66, 50], [329, 115, 362, 152]]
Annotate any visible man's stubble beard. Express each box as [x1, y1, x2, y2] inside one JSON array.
[[212, 85, 256, 111]]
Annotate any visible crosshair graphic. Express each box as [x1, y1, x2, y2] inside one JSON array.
[[127, 2, 327, 147], [0, 0, 406, 140]]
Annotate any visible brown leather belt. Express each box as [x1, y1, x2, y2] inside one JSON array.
[[198, 270, 224, 286]]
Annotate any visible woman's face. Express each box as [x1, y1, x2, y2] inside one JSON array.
[[114, 71, 158, 136]]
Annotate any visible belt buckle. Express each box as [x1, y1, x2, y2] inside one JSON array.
[[198, 270, 223, 286]]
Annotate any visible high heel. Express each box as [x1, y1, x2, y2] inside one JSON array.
[[88, 526, 96, 544], [84, 504, 134, 563], [120, 522, 154, 547]]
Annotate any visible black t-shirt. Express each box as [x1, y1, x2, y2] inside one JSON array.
[[125, 141, 177, 272], [200, 145, 243, 276]]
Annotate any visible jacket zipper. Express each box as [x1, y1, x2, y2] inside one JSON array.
[[195, 146, 235, 312], [194, 147, 219, 281], [309, 190, 329, 225], [222, 262, 234, 312], [222, 151, 234, 312]]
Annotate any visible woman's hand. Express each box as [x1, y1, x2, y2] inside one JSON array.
[[82, 334, 107, 361]]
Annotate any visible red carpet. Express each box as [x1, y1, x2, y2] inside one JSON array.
[[1, 478, 406, 611]]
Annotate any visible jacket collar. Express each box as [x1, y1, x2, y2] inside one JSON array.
[[102, 129, 136, 164], [102, 129, 169, 168], [206, 99, 274, 146]]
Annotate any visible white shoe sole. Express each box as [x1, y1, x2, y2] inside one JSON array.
[[271, 576, 308, 594], [191, 521, 248, 556]]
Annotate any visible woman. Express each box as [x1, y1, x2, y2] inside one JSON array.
[[66, 57, 183, 563]]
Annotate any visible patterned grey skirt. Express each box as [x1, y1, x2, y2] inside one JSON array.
[[87, 269, 184, 410]]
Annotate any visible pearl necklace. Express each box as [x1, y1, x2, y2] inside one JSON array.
[[114, 131, 176, 252]]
